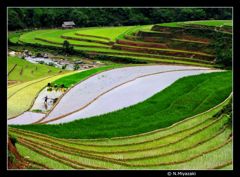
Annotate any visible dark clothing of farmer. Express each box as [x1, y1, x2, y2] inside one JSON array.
[[44, 96, 48, 103]]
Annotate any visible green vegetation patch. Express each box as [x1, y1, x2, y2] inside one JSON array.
[[9, 31, 25, 44], [7, 72, 75, 118], [12, 71, 232, 139], [184, 20, 232, 27], [159, 20, 232, 28], [16, 143, 72, 169], [8, 56, 63, 82], [74, 26, 134, 42]]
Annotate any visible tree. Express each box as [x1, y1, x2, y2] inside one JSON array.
[[149, 9, 175, 24], [8, 9, 25, 30], [69, 9, 89, 27], [213, 33, 232, 69], [8, 8, 232, 31], [63, 40, 74, 54], [215, 47, 232, 69]]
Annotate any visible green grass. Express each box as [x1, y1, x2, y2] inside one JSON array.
[[8, 31, 25, 43], [10, 95, 232, 169], [103, 54, 213, 67], [158, 22, 181, 27], [158, 20, 232, 28], [108, 124, 231, 160], [16, 23, 217, 66], [52, 64, 121, 88], [8, 56, 63, 82], [219, 164, 233, 170], [36, 36, 109, 47], [12, 71, 232, 139], [16, 143, 72, 169], [184, 20, 233, 27], [113, 44, 214, 57], [9, 114, 228, 154], [140, 140, 232, 170], [20, 28, 107, 47], [24, 35, 214, 67], [128, 123, 229, 166], [63, 31, 110, 42], [19, 26, 134, 46], [8, 94, 232, 151], [68, 95, 231, 145], [10, 115, 231, 169], [74, 26, 134, 42]]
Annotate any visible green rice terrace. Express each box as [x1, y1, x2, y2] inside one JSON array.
[[9, 20, 232, 67], [8, 18, 233, 170]]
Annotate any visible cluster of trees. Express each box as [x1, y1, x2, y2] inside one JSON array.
[[8, 8, 232, 30], [213, 33, 232, 69]]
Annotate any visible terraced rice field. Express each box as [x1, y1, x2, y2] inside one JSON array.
[[157, 20, 232, 28], [11, 70, 232, 138], [10, 20, 232, 67], [7, 64, 121, 124], [182, 20, 232, 27], [9, 94, 232, 169], [8, 68, 233, 170], [40, 67, 218, 124], [7, 71, 76, 118], [8, 56, 64, 82], [8, 19, 233, 170]]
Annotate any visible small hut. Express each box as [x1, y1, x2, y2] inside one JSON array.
[[62, 21, 75, 29]]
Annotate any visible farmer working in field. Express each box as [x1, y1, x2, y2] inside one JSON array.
[[44, 96, 48, 104]]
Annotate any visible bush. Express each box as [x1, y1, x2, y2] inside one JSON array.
[[36, 53, 42, 57], [8, 151, 16, 163], [76, 50, 89, 58], [48, 62, 55, 67], [213, 98, 232, 120], [47, 87, 53, 92], [73, 64, 80, 70], [62, 64, 68, 70], [9, 135, 18, 146], [32, 109, 43, 113], [63, 40, 74, 54], [91, 54, 147, 64], [215, 48, 232, 69], [38, 61, 45, 64], [212, 33, 232, 69]]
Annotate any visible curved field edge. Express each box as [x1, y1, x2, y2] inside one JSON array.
[[7, 72, 76, 119], [8, 56, 64, 82], [15, 140, 232, 169], [51, 64, 122, 88], [11, 71, 232, 139], [12, 124, 232, 169], [13, 23, 220, 67], [9, 93, 232, 147], [9, 115, 230, 155], [156, 20, 232, 28], [8, 64, 121, 98], [8, 64, 123, 119], [10, 107, 232, 169], [15, 143, 73, 169], [11, 114, 231, 168]]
